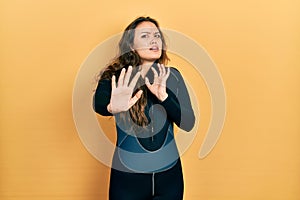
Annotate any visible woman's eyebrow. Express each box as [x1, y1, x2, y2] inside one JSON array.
[[139, 30, 160, 34], [140, 31, 151, 34]]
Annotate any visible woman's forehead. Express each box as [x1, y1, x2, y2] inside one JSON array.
[[135, 22, 159, 32]]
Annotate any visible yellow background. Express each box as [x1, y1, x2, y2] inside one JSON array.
[[1, 0, 300, 199]]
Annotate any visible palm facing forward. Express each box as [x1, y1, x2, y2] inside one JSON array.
[[108, 66, 142, 114], [145, 63, 170, 102]]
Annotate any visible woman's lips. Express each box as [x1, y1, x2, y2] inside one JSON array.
[[149, 46, 159, 51]]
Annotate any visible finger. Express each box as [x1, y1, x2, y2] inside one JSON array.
[[151, 67, 158, 78], [158, 63, 162, 76], [135, 90, 143, 99], [128, 90, 143, 108], [128, 71, 141, 89], [145, 77, 151, 89], [111, 75, 116, 89], [123, 65, 132, 86], [161, 64, 166, 76], [166, 66, 170, 78], [118, 68, 126, 87]]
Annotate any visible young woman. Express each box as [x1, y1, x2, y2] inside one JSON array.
[[94, 16, 195, 200]]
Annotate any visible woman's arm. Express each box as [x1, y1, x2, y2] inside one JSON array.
[[160, 67, 195, 132], [93, 79, 113, 116], [93, 66, 142, 116]]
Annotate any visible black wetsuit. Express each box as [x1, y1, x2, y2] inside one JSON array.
[[94, 64, 195, 200]]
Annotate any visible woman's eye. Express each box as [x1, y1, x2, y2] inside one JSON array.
[[141, 34, 148, 38], [155, 34, 161, 38]]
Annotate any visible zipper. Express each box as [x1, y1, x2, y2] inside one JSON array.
[[151, 104, 154, 141], [151, 126, 154, 141], [152, 172, 155, 196]]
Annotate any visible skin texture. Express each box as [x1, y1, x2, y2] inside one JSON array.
[[133, 21, 162, 66], [108, 66, 142, 114]]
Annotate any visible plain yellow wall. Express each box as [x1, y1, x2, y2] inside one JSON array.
[[1, 0, 300, 199]]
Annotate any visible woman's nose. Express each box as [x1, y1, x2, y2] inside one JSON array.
[[150, 37, 157, 44]]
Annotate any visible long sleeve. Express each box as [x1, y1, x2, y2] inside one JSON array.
[[93, 67, 196, 131], [159, 67, 195, 132], [93, 79, 113, 116]]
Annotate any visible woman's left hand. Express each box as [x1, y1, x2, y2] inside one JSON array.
[[145, 63, 170, 102]]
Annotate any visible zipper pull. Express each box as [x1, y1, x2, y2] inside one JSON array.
[[151, 126, 154, 141]]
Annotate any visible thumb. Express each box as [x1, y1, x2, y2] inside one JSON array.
[[145, 77, 151, 89], [134, 90, 143, 99], [128, 90, 143, 108]]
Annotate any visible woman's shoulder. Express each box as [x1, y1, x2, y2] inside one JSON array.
[[168, 66, 184, 82]]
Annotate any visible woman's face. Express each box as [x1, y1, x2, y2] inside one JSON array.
[[132, 21, 163, 65]]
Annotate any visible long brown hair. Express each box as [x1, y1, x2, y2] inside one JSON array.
[[99, 16, 169, 127]]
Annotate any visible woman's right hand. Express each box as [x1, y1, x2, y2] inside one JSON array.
[[107, 66, 142, 114]]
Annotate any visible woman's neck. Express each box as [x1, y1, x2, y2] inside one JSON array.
[[139, 62, 154, 78]]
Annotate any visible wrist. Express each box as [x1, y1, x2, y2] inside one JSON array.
[[159, 93, 168, 102], [107, 103, 113, 114]]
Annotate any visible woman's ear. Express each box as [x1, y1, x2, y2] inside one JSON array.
[[130, 45, 135, 52]]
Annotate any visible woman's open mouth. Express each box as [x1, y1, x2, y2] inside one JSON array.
[[149, 46, 160, 52]]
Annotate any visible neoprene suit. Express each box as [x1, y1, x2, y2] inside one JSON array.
[[94, 63, 195, 200]]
